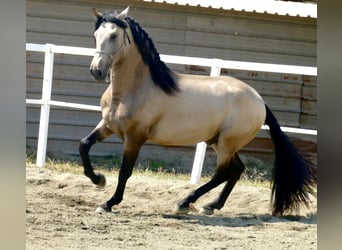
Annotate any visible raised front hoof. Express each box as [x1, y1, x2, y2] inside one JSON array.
[[95, 203, 111, 213], [173, 205, 190, 215], [95, 174, 106, 187], [199, 207, 214, 215]]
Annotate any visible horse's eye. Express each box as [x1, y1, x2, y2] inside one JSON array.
[[110, 34, 117, 40]]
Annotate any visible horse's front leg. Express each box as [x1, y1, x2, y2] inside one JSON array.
[[96, 135, 146, 213], [79, 119, 113, 186]]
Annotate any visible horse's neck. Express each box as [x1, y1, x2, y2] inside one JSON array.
[[109, 47, 150, 98]]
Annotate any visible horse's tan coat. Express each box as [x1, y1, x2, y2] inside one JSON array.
[[90, 8, 266, 168], [81, 8, 316, 216]]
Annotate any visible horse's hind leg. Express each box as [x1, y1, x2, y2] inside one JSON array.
[[175, 164, 231, 215], [175, 144, 235, 215], [79, 119, 113, 186], [200, 153, 245, 215]]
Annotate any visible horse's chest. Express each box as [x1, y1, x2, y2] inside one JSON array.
[[101, 100, 134, 136]]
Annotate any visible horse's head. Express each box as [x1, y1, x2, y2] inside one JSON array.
[[90, 7, 130, 81]]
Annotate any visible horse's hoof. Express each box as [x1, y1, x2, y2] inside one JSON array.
[[95, 202, 111, 213], [95, 206, 107, 213], [173, 205, 190, 215], [199, 207, 214, 215], [97, 173, 106, 187], [95, 205, 111, 213]]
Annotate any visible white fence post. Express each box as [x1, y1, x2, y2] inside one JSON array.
[[36, 44, 54, 168], [190, 60, 222, 184]]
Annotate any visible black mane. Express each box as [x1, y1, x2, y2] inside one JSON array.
[[94, 11, 179, 95], [124, 17, 179, 95]]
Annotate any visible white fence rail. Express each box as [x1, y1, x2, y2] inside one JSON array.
[[26, 43, 317, 184]]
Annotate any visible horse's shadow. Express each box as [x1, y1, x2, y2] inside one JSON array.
[[162, 212, 317, 228]]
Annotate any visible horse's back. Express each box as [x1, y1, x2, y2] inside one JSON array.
[[179, 73, 266, 139]]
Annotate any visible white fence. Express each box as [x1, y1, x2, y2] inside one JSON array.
[[26, 43, 317, 184]]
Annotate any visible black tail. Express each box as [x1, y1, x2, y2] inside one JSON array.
[[264, 104, 317, 216]]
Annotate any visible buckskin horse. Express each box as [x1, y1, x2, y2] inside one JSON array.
[[79, 7, 316, 216]]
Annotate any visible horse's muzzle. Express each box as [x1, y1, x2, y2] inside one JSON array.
[[90, 67, 107, 81]]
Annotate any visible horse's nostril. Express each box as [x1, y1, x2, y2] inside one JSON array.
[[90, 68, 102, 77]]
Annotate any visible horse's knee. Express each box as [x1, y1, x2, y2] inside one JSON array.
[[79, 138, 91, 155]]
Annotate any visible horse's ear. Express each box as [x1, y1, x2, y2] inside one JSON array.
[[117, 6, 129, 19], [92, 8, 103, 20]]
